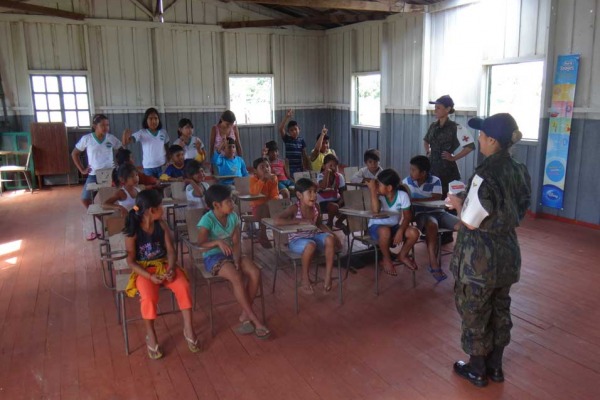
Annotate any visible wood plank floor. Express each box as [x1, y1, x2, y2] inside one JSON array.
[[1, 186, 599, 400]]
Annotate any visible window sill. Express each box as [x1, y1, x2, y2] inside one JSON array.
[[352, 125, 380, 131]]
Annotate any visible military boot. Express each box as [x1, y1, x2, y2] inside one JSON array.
[[485, 346, 505, 382], [453, 355, 488, 387]]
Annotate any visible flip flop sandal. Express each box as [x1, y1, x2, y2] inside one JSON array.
[[86, 232, 97, 241], [183, 331, 201, 353], [254, 327, 271, 340], [235, 320, 255, 335], [427, 266, 448, 282], [146, 336, 163, 360]]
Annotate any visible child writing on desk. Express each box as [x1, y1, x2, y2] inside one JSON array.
[[367, 168, 420, 276], [275, 178, 342, 294], [104, 164, 140, 217], [123, 189, 199, 359], [197, 184, 271, 339]]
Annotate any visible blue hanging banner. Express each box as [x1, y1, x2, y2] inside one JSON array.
[[541, 54, 580, 209]]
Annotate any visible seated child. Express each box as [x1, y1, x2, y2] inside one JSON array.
[[263, 140, 294, 198], [211, 138, 248, 186], [366, 168, 420, 275], [351, 148, 383, 183], [250, 157, 279, 248], [402, 155, 459, 282], [173, 118, 206, 165], [274, 178, 342, 293], [113, 148, 158, 188], [317, 154, 347, 232], [197, 185, 271, 339], [123, 189, 199, 359], [310, 126, 336, 172], [163, 145, 186, 180], [184, 160, 210, 209], [104, 164, 141, 217]]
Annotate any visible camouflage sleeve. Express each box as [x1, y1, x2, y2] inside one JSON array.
[[517, 164, 532, 221], [423, 123, 434, 143]]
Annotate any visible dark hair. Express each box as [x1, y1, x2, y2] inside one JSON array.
[[113, 148, 133, 185], [295, 178, 317, 193], [123, 189, 163, 237], [184, 160, 203, 178], [322, 153, 338, 166], [142, 107, 162, 130], [220, 110, 236, 124], [317, 135, 330, 144], [287, 120, 298, 131], [364, 148, 380, 163], [410, 155, 431, 174], [204, 184, 232, 210], [253, 157, 269, 170], [168, 144, 184, 157], [117, 163, 138, 185], [376, 168, 408, 194], [92, 114, 108, 127], [226, 137, 236, 146], [177, 118, 193, 137], [265, 140, 278, 152]]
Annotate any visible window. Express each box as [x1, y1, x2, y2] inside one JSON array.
[[228, 75, 274, 125], [488, 61, 544, 140], [31, 74, 91, 128], [352, 73, 381, 127]]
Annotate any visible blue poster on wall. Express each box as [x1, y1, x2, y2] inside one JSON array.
[[541, 54, 580, 209]]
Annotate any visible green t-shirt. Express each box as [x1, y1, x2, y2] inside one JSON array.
[[197, 211, 240, 258]]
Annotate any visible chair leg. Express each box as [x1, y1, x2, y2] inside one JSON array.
[[293, 260, 299, 314], [259, 271, 266, 323], [22, 171, 33, 193], [345, 238, 355, 280], [119, 292, 129, 355], [337, 254, 343, 305], [208, 281, 214, 337], [374, 246, 379, 296], [272, 250, 279, 294]]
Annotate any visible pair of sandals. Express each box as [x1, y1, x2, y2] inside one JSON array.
[[235, 320, 271, 340], [146, 332, 201, 360]]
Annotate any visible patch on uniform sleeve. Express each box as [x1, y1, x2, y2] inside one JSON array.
[[457, 124, 475, 146]]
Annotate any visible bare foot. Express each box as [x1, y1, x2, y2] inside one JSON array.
[[299, 282, 314, 294], [400, 257, 418, 271], [380, 260, 398, 276]]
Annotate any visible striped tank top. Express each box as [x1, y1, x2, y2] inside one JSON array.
[[288, 201, 320, 242]]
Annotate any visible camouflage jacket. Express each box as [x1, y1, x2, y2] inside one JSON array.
[[450, 150, 531, 287], [424, 119, 474, 186]]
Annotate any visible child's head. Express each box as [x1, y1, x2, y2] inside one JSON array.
[[295, 178, 318, 206], [142, 107, 162, 131], [184, 160, 205, 182], [317, 134, 330, 153], [265, 140, 279, 161], [224, 137, 237, 158], [124, 189, 163, 236], [287, 120, 300, 139], [363, 148, 380, 173], [253, 157, 271, 179], [92, 114, 109, 134], [376, 168, 402, 196], [117, 163, 139, 187], [204, 184, 235, 214], [219, 110, 236, 129], [169, 145, 185, 166], [322, 154, 339, 172], [178, 118, 193, 138], [116, 148, 133, 166], [409, 155, 431, 181]]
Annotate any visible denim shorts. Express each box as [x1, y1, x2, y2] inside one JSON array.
[[368, 224, 400, 241], [288, 232, 332, 254], [144, 166, 163, 179], [203, 253, 234, 276], [277, 179, 294, 191], [81, 174, 98, 200], [414, 211, 459, 233]]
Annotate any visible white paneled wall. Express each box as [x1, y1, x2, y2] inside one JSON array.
[[24, 22, 86, 70], [324, 30, 352, 106], [0, 21, 29, 111], [354, 23, 381, 73], [225, 32, 272, 74]]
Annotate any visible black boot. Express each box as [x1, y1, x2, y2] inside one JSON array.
[[453, 355, 488, 387], [486, 347, 505, 382]]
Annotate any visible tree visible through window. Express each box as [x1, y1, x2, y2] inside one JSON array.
[[229, 76, 274, 125], [352, 73, 381, 127], [31, 75, 91, 128]]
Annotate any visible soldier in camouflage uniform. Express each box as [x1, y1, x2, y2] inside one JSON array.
[[446, 113, 531, 387]]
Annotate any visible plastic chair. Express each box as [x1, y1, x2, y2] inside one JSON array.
[[0, 146, 33, 195]]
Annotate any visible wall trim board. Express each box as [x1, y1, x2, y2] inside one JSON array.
[[526, 210, 600, 231], [324, 20, 384, 35], [481, 55, 546, 65], [427, 0, 480, 14]]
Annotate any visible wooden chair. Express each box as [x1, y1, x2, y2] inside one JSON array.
[[342, 166, 359, 190], [98, 215, 127, 289], [0, 145, 33, 195], [234, 176, 260, 258], [182, 207, 266, 336], [95, 167, 113, 186], [165, 181, 188, 262]]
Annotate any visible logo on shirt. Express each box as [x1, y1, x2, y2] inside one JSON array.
[[159, 135, 165, 141], [106, 143, 113, 148]]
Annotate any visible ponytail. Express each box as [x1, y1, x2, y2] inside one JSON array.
[[123, 189, 163, 236]]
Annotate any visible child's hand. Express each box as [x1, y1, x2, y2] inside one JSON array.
[[445, 194, 462, 210], [393, 229, 404, 246], [262, 147, 268, 157], [366, 179, 377, 192], [216, 240, 232, 256], [80, 165, 91, 175], [194, 140, 202, 150], [118, 205, 128, 217], [164, 268, 175, 282], [122, 128, 132, 144], [286, 109, 293, 118], [321, 125, 328, 136], [150, 274, 164, 284]]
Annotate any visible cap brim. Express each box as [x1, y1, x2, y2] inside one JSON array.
[[428, 101, 438, 105], [468, 117, 484, 130]]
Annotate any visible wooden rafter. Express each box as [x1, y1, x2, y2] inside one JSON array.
[[0, 0, 86, 20], [221, 13, 384, 29], [235, 0, 408, 13], [128, 0, 154, 19]]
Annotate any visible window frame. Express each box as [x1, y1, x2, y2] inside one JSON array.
[[351, 72, 382, 129], [29, 71, 93, 129], [227, 74, 275, 126]]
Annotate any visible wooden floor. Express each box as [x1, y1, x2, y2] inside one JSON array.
[[1, 186, 600, 400]]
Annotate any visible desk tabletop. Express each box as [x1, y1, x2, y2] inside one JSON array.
[[0, 150, 29, 156], [163, 197, 188, 207], [235, 193, 265, 201], [261, 218, 317, 234], [415, 200, 447, 209], [86, 182, 112, 191], [214, 175, 238, 180], [339, 208, 395, 219], [345, 182, 367, 188], [87, 204, 115, 216]]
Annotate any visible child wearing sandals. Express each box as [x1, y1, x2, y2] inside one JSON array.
[[103, 164, 141, 217], [196, 184, 271, 339], [123, 189, 199, 359], [274, 178, 342, 294], [366, 169, 420, 276]]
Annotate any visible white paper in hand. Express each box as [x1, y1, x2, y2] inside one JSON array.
[[448, 180, 466, 194], [461, 174, 489, 228]]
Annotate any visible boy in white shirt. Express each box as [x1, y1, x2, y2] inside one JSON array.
[[351, 148, 383, 183]]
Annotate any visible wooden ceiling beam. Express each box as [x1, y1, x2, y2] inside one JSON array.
[[221, 13, 384, 29], [0, 0, 86, 20], [235, 0, 406, 13]]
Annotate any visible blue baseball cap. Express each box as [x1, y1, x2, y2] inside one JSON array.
[[429, 95, 454, 108], [468, 113, 519, 147]]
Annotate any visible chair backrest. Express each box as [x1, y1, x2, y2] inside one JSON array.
[[185, 207, 206, 244], [343, 190, 368, 233], [95, 168, 113, 185], [170, 181, 186, 201], [233, 176, 250, 195], [108, 233, 129, 272], [105, 215, 125, 236], [267, 198, 293, 219], [343, 166, 358, 182], [293, 171, 311, 182], [95, 186, 118, 205]]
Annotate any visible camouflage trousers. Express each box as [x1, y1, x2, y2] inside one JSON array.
[[454, 281, 513, 356]]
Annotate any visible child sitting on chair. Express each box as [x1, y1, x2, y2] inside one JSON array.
[[250, 157, 279, 248], [263, 140, 294, 199], [351, 148, 383, 183], [163, 145, 186, 181], [211, 138, 248, 186], [184, 160, 210, 210], [403, 155, 459, 282], [317, 154, 347, 233], [275, 178, 342, 294], [112, 148, 158, 189], [104, 164, 140, 217], [366, 168, 420, 275], [197, 184, 271, 339]]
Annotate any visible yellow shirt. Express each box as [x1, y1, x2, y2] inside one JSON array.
[[311, 149, 336, 172]]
